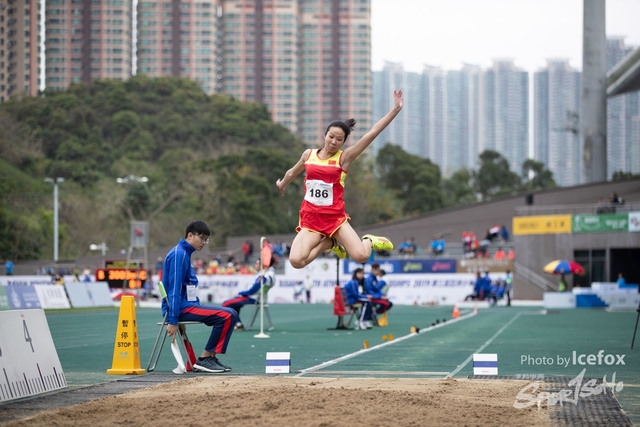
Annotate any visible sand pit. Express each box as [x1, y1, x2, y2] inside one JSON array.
[[1, 376, 549, 426]]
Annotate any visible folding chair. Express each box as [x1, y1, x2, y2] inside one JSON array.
[[245, 291, 274, 331], [146, 282, 200, 372]]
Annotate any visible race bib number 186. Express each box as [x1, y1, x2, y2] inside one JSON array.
[[304, 180, 333, 206]]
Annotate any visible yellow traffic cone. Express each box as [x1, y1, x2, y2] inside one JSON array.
[[107, 296, 146, 375], [378, 312, 389, 327]]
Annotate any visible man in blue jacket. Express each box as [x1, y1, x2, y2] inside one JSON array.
[[163, 220, 238, 373], [364, 264, 392, 317]]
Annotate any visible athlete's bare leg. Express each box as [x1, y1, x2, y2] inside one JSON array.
[[332, 222, 372, 263], [288, 229, 333, 269]]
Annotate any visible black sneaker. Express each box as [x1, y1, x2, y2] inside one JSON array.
[[193, 357, 225, 373], [212, 356, 232, 372]]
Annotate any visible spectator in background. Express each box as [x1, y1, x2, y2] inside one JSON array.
[[155, 257, 164, 280], [241, 241, 251, 264], [500, 225, 509, 242], [343, 267, 374, 330], [596, 198, 613, 214], [378, 269, 390, 296], [507, 248, 515, 260], [558, 274, 567, 292], [504, 270, 513, 306], [304, 274, 314, 303], [610, 192, 622, 204], [398, 238, 411, 255], [82, 267, 92, 282], [5, 259, 14, 276], [489, 225, 501, 241], [494, 247, 506, 260], [467, 272, 485, 301], [462, 232, 472, 255], [617, 272, 626, 288]]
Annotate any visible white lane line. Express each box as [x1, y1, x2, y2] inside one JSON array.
[[298, 370, 450, 376], [446, 309, 546, 379], [294, 310, 477, 377]]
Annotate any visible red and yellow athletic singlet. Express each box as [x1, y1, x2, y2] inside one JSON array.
[[300, 149, 347, 215]]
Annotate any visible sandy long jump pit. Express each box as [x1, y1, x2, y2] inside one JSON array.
[[1, 376, 549, 427]]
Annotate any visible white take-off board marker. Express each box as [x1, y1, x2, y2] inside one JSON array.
[[473, 353, 498, 375], [266, 352, 291, 374]]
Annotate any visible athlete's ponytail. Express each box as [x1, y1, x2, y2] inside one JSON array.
[[325, 118, 357, 140]]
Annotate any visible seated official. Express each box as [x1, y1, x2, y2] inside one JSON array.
[[343, 268, 373, 330], [222, 257, 276, 330], [364, 263, 393, 316]]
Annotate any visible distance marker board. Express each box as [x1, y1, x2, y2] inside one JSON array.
[[0, 309, 67, 402]]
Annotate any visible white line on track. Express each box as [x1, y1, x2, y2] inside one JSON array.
[[446, 309, 546, 379], [294, 310, 477, 377], [299, 370, 450, 376]]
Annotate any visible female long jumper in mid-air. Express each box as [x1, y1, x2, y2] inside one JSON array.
[[276, 89, 403, 269]]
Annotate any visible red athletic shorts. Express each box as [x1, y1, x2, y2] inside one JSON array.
[[296, 210, 351, 237]]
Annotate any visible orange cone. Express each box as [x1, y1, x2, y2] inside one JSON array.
[[452, 305, 460, 319]]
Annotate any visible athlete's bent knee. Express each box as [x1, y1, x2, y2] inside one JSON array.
[[350, 250, 370, 263], [289, 256, 307, 269]]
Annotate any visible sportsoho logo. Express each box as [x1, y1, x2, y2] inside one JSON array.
[[513, 368, 624, 409]]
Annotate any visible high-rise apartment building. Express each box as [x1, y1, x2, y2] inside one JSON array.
[[137, 0, 218, 95], [45, 0, 133, 91], [372, 62, 411, 156], [533, 59, 581, 187], [422, 65, 445, 169], [483, 60, 529, 174], [444, 63, 481, 174], [297, 0, 372, 146], [373, 63, 484, 177], [0, 0, 40, 102], [219, 0, 299, 132], [606, 37, 640, 178]]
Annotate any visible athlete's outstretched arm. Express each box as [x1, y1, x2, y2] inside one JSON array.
[[342, 90, 403, 168], [276, 149, 310, 196]]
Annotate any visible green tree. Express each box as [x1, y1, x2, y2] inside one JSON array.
[[521, 159, 556, 191], [376, 143, 444, 215], [612, 171, 640, 180], [473, 150, 521, 201], [441, 168, 477, 207]]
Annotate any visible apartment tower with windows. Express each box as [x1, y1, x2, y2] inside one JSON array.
[[136, 0, 218, 94], [45, 0, 132, 91], [0, 0, 40, 102]]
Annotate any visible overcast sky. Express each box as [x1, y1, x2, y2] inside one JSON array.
[[371, 0, 640, 72]]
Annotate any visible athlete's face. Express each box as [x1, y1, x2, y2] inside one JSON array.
[[324, 127, 346, 152]]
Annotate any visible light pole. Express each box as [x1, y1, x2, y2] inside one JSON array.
[[45, 177, 64, 262]]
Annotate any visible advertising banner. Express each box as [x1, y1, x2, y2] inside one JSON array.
[[343, 258, 457, 275], [457, 259, 514, 274], [34, 285, 71, 309], [628, 211, 640, 232], [5, 285, 41, 309], [0, 275, 55, 286], [572, 213, 628, 233], [513, 215, 572, 235], [0, 286, 10, 310]]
